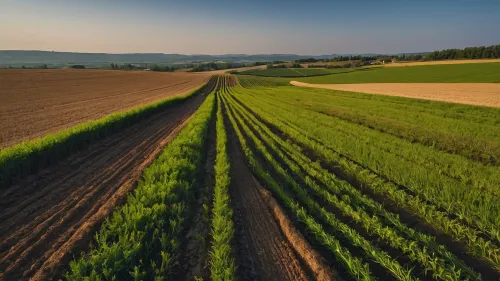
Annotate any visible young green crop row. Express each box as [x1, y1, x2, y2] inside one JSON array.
[[64, 76, 237, 281], [209, 78, 236, 281], [0, 78, 216, 189], [237, 86, 500, 246], [220, 78, 500, 280]]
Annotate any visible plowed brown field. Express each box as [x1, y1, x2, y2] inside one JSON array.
[[0, 69, 209, 148], [0, 92, 208, 281]]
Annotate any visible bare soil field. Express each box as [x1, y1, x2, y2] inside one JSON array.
[[290, 81, 500, 108], [0, 69, 210, 148], [385, 59, 500, 67], [0, 92, 209, 281]]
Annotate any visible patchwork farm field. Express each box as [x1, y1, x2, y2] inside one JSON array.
[[2, 70, 500, 281], [0, 69, 209, 148]]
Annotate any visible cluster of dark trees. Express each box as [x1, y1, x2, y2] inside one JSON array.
[[19, 64, 49, 69], [296, 56, 378, 63], [295, 58, 319, 63], [110, 63, 143, 70], [392, 54, 424, 61], [254, 60, 290, 66], [265, 63, 303, 69], [325, 56, 379, 62], [308, 61, 371, 69], [190, 62, 246, 72], [266, 64, 286, 69], [149, 64, 175, 72], [423, 45, 500, 60]]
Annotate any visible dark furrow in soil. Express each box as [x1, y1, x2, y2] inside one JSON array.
[[223, 99, 312, 281], [176, 99, 217, 281]]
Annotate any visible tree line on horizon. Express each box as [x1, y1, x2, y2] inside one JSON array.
[[293, 44, 500, 64], [424, 44, 500, 60]]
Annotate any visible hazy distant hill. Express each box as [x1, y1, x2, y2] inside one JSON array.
[[0, 51, 337, 67], [0, 50, 431, 68]]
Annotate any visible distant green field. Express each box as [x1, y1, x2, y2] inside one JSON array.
[[239, 67, 351, 77], [297, 63, 500, 83]]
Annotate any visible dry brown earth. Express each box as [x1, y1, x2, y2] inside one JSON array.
[[0, 69, 209, 148], [290, 81, 500, 108]]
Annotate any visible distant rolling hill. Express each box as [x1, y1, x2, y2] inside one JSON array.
[[0, 51, 335, 67]]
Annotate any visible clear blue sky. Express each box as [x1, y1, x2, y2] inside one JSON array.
[[1, 0, 499, 55]]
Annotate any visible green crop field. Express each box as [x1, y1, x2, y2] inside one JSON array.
[[238, 67, 352, 77], [297, 62, 500, 83]]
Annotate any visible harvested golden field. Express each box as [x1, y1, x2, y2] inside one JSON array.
[[290, 81, 500, 107], [0, 69, 210, 148]]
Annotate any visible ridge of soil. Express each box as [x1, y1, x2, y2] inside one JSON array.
[[0, 93, 207, 281]]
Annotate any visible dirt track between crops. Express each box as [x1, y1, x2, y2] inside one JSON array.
[[0, 69, 210, 148], [291, 81, 500, 108], [225, 107, 312, 281], [0, 92, 209, 281]]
